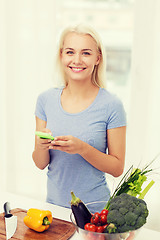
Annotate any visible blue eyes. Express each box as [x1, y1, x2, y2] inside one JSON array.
[[83, 52, 91, 55], [66, 51, 91, 56], [66, 51, 74, 55]]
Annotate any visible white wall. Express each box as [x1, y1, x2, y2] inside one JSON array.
[[126, 0, 160, 165], [0, 0, 56, 200], [125, 0, 160, 231], [0, 0, 160, 232], [0, 0, 7, 193]]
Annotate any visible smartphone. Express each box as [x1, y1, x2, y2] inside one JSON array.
[[35, 131, 54, 140]]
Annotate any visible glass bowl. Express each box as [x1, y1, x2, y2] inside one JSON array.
[[70, 201, 142, 240]]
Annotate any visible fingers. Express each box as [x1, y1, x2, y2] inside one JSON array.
[[51, 140, 69, 146], [37, 139, 51, 150], [50, 136, 70, 145], [49, 145, 69, 152], [44, 135, 81, 154], [40, 139, 52, 144], [49, 135, 71, 151], [54, 135, 71, 141], [36, 134, 52, 150]]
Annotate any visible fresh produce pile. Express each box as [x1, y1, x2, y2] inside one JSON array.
[[71, 191, 149, 235], [71, 191, 109, 233], [71, 157, 158, 236]]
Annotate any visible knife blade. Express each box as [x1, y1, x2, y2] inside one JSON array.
[[4, 202, 17, 240]]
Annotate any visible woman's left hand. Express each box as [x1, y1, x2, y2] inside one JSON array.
[[49, 135, 85, 154]]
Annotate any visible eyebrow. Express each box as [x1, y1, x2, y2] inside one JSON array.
[[64, 48, 92, 51]]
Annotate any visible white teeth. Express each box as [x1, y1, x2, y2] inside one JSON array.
[[73, 68, 83, 70], [69, 67, 85, 72]]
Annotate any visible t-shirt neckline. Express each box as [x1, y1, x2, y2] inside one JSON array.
[[58, 87, 102, 116]]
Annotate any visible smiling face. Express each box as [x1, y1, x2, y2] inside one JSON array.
[[60, 32, 101, 84]]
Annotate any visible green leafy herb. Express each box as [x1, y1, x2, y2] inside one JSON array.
[[105, 153, 159, 209]]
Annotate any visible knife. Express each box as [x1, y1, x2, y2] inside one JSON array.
[[4, 202, 17, 240]]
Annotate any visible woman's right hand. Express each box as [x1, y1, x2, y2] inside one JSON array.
[[33, 117, 51, 169], [36, 128, 53, 151]]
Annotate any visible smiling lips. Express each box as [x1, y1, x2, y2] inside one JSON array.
[[69, 66, 86, 73]]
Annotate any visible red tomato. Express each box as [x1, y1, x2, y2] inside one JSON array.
[[100, 214, 107, 225], [91, 213, 101, 225], [94, 212, 100, 215], [100, 209, 109, 216], [96, 225, 104, 233], [102, 224, 108, 231], [84, 223, 91, 231], [85, 223, 97, 232]]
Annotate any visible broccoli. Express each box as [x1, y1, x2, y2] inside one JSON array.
[[104, 193, 149, 233]]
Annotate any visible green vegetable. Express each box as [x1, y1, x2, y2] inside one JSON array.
[[104, 193, 149, 233], [115, 166, 153, 198], [105, 154, 159, 210], [138, 179, 155, 199]]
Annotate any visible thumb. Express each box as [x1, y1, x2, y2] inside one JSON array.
[[43, 128, 52, 135]]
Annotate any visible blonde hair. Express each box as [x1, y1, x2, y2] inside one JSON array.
[[56, 24, 107, 88]]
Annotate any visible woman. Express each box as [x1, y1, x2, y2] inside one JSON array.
[[32, 25, 126, 209]]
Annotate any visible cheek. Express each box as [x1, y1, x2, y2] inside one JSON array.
[[87, 56, 99, 66], [61, 55, 70, 67], [87, 59, 98, 70], [61, 58, 67, 66]]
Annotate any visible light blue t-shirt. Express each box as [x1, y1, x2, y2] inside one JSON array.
[[35, 87, 126, 210]]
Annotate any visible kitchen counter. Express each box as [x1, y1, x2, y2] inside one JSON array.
[[0, 191, 160, 240]]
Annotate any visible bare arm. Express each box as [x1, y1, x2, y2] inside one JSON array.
[[81, 126, 126, 177], [32, 116, 52, 170], [50, 126, 126, 177]]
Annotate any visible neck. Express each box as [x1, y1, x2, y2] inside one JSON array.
[[64, 81, 99, 98]]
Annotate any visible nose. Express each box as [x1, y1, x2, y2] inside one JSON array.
[[73, 53, 82, 65]]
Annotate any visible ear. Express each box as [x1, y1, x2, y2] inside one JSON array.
[[60, 48, 63, 58], [95, 54, 101, 65]]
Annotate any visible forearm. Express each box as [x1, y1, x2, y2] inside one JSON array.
[[80, 142, 125, 177], [50, 127, 126, 176], [32, 148, 50, 170]]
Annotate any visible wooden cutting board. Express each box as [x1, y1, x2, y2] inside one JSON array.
[[0, 208, 76, 240]]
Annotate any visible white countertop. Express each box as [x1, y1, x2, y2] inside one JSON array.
[[0, 191, 160, 240]]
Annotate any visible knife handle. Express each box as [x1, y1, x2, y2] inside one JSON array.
[[4, 202, 12, 218]]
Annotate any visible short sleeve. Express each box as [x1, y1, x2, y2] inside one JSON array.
[[35, 93, 47, 121], [107, 98, 127, 129]]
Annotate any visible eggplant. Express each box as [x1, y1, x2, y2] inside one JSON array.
[[70, 191, 92, 229]]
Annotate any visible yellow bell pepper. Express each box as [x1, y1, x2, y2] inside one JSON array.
[[23, 208, 53, 232]]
